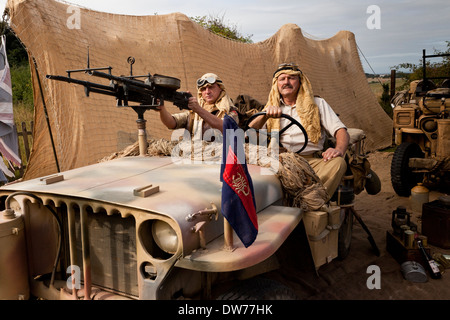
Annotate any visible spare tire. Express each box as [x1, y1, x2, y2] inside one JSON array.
[[391, 142, 424, 197]]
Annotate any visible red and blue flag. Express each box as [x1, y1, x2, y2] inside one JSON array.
[[220, 115, 257, 247]]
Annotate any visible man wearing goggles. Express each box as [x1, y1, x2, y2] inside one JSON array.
[[249, 63, 350, 201], [196, 75, 223, 88], [155, 73, 238, 139]]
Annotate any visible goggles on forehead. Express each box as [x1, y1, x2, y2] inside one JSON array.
[[197, 76, 222, 88], [273, 63, 302, 77]]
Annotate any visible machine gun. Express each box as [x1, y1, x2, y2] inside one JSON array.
[[46, 55, 193, 155], [46, 56, 192, 112]]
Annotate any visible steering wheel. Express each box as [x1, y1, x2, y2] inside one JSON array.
[[244, 112, 309, 154]]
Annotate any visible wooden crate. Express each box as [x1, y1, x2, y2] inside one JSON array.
[[303, 206, 340, 269], [386, 230, 430, 265]]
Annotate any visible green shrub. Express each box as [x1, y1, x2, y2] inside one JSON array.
[[11, 63, 33, 108]]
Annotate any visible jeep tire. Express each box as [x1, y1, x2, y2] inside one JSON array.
[[391, 142, 424, 197]]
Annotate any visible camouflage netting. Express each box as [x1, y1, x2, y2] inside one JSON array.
[[7, 0, 393, 180]]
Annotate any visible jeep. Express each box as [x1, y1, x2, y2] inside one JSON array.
[[391, 50, 450, 196], [0, 117, 379, 300]]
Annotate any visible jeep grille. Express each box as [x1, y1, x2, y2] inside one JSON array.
[[69, 206, 138, 297]]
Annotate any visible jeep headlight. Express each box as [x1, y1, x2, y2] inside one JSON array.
[[421, 118, 437, 133], [151, 220, 178, 254]]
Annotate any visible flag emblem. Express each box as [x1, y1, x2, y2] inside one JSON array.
[[220, 115, 257, 247]]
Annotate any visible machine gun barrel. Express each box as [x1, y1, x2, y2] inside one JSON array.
[[46, 74, 117, 97]]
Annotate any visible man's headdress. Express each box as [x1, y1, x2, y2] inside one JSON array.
[[264, 63, 321, 144]]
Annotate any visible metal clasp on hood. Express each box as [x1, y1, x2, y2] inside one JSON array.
[[185, 202, 218, 222], [186, 202, 218, 250]]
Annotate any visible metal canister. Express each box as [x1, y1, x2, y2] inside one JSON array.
[[418, 235, 428, 247], [404, 230, 415, 248], [400, 225, 410, 241], [411, 183, 429, 213], [0, 211, 29, 300], [401, 261, 427, 283]]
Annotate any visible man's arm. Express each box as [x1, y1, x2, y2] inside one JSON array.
[[248, 105, 282, 128], [155, 104, 177, 129], [187, 96, 224, 132], [155, 95, 224, 131], [322, 128, 349, 162]]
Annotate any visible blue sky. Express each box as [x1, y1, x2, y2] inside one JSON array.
[[1, 0, 449, 74]]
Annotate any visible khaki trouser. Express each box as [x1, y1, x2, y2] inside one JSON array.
[[304, 155, 347, 201]]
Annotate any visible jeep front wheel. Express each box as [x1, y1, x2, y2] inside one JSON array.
[[391, 142, 424, 197]]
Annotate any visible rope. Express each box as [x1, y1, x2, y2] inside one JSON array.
[[357, 43, 383, 86]]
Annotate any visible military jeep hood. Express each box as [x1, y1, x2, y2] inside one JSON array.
[[1, 156, 283, 219]]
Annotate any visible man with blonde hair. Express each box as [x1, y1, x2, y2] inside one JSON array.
[[249, 63, 350, 200], [156, 73, 239, 139]]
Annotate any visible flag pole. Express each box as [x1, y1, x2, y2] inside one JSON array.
[[223, 218, 234, 251]]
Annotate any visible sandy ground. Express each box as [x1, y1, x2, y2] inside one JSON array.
[[273, 151, 450, 300]]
